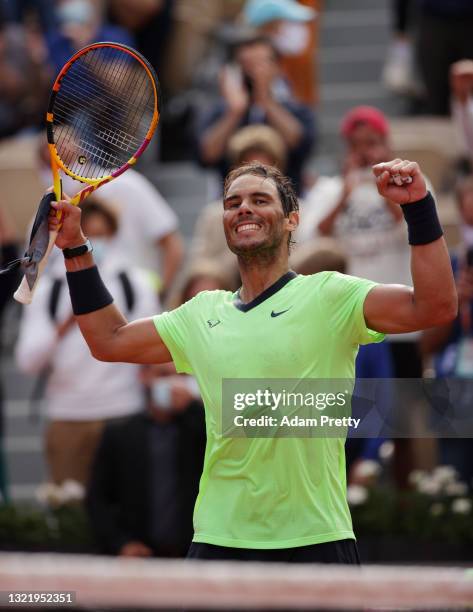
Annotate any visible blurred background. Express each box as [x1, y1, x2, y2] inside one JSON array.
[[1, 0, 473, 566]]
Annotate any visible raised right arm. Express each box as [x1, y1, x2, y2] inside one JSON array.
[[50, 199, 172, 365]]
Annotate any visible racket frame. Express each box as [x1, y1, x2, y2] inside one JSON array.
[[47, 41, 160, 205], [14, 42, 160, 304]]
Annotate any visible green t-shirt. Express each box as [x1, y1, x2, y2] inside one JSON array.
[[154, 271, 384, 549]]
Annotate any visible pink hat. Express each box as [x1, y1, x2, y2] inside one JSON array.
[[340, 106, 390, 139]]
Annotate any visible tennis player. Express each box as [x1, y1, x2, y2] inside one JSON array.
[[50, 158, 456, 563]]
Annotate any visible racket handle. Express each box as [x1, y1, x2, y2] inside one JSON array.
[[14, 230, 58, 305]]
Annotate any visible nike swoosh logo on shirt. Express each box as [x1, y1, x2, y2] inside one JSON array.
[[207, 319, 221, 328], [271, 308, 292, 318]]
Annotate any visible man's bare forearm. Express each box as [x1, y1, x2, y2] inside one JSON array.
[[65, 252, 129, 359], [364, 238, 457, 334], [410, 237, 457, 326], [51, 199, 171, 364]]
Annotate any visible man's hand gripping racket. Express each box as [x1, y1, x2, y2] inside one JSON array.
[[11, 42, 160, 304]]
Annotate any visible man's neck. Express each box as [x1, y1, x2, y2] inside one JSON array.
[[238, 257, 290, 304]]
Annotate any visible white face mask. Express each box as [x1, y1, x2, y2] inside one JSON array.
[[151, 379, 172, 412], [272, 22, 310, 56], [91, 238, 111, 264], [462, 224, 473, 247], [57, 0, 93, 25]]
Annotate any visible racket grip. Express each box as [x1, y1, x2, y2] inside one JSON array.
[[14, 230, 58, 305]]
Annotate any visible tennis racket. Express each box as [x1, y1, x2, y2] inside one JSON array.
[[14, 42, 160, 304]]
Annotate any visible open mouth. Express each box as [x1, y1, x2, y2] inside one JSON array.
[[235, 223, 262, 234]]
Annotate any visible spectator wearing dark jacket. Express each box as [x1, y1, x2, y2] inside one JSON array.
[[87, 396, 206, 558], [196, 35, 315, 195]]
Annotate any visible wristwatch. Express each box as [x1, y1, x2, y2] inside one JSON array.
[[62, 239, 93, 259]]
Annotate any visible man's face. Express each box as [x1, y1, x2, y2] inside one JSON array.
[[346, 124, 390, 167], [223, 173, 298, 258], [235, 42, 278, 79]]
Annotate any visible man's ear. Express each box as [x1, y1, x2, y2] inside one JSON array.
[[287, 211, 299, 231]]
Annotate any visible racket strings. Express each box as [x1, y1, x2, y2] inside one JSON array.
[[66, 49, 153, 134], [56, 54, 152, 176], [52, 46, 155, 179]]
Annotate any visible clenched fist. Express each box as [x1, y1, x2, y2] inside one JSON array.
[[372, 159, 428, 205]]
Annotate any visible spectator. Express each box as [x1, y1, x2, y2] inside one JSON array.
[[2, 0, 57, 33], [0, 22, 51, 138], [289, 237, 345, 276], [0, 207, 18, 336], [0, 206, 19, 500], [450, 59, 473, 169], [162, 0, 243, 96], [169, 259, 233, 309], [86, 265, 230, 558], [300, 106, 410, 286], [15, 197, 159, 487], [300, 106, 423, 484], [190, 124, 288, 286], [421, 175, 473, 485], [416, 0, 473, 115], [106, 0, 172, 75], [45, 0, 133, 75], [100, 173, 185, 298], [37, 141, 185, 298], [196, 34, 315, 195], [87, 366, 205, 558], [382, 0, 416, 95], [243, 0, 319, 105]]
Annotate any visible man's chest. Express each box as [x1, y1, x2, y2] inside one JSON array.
[[189, 300, 331, 379]]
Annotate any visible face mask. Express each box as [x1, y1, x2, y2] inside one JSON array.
[[57, 0, 93, 25], [151, 380, 172, 412], [272, 22, 310, 56], [91, 238, 110, 265], [462, 224, 473, 247]]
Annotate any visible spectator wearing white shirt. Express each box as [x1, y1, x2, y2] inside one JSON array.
[[300, 106, 429, 487], [37, 141, 184, 297], [16, 197, 160, 487], [299, 106, 409, 286], [300, 106, 425, 380]]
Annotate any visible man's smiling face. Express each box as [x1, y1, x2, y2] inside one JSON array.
[[223, 173, 297, 258]]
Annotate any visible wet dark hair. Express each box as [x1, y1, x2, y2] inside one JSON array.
[[223, 162, 299, 250]]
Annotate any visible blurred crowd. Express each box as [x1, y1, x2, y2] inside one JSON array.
[[0, 0, 473, 557]]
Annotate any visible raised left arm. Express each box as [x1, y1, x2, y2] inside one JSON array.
[[363, 159, 458, 334]]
